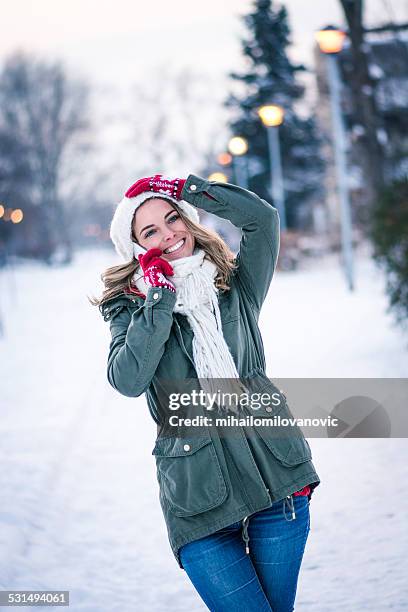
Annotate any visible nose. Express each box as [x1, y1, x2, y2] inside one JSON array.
[[163, 228, 176, 242]]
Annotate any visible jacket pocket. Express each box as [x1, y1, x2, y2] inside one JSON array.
[[247, 378, 313, 468], [254, 428, 312, 467], [152, 435, 228, 517]]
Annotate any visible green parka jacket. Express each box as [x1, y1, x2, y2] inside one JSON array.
[[100, 174, 321, 569]]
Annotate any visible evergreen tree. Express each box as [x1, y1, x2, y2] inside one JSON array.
[[369, 177, 408, 335], [225, 0, 325, 229]]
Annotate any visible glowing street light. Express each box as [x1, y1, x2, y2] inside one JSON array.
[[316, 26, 346, 54], [257, 104, 284, 127], [258, 103, 287, 231], [228, 136, 249, 188], [10, 209, 24, 224], [228, 137, 248, 156], [316, 25, 354, 291], [217, 152, 232, 166], [208, 172, 228, 183]]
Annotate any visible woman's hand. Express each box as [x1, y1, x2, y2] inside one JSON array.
[[138, 248, 176, 293], [126, 174, 186, 201]]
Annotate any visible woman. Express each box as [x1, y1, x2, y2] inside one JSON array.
[[93, 173, 321, 611]]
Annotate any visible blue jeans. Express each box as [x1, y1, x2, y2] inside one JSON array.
[[179, 495, 310, 612]]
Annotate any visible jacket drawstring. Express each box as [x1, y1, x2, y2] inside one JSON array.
[[283, 494, 296, 521], [241, 488, 271, 555], [242, 492, 296, 554], [242, 516, 250, 554]]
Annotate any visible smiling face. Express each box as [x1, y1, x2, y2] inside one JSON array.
[[132, 198, 195, 261]]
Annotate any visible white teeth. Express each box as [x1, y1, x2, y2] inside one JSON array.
[[164, 239, 185, 254]]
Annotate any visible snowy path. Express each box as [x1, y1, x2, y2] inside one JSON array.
[[0, 246, 407, 611]]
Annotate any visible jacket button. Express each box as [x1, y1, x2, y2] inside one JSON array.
[[265, 406, 273, 412], [153, 292, 159, 300], [190, 184, 197, 191], [183, 444, 191, 452]]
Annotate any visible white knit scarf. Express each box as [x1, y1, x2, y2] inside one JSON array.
[[133, 248, 247, 411]]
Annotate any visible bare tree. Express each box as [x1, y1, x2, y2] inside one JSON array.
[[339, 0, 386, 207], [129, 66, 229, 178], [0, 52, 91, 263]]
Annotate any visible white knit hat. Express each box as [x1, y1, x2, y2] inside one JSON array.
[[110, 192, 200, 262]]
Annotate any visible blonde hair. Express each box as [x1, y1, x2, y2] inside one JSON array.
[[89, 200, 238, 308]]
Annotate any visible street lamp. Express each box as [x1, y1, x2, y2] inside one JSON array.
[[316, 25, 355, 291], [257, 104, 287, 231], [208, 172, 228, 183], [315, 26, 346, 54], [10, 209, 24, 224], [228, 136, 249, 188], [217, 152, 232, 166]]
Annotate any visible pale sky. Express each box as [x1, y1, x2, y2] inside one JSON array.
[[1, 0, 407, 86], [2, 0, 407, 196]]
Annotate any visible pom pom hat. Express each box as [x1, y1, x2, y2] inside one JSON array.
[[110, 174, 200, 262]]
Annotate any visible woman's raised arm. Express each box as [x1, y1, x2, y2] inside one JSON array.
[[181, 174, 280, 314]]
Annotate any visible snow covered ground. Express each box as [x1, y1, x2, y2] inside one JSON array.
[[0, 244, 407, 611]]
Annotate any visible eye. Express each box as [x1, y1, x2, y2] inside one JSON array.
[[168, 213, 179, 223], [144, 228, 156, 238]]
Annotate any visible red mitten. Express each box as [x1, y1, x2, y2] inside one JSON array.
[[126, 175, 186, 201], [138, 248, 176, 293]]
